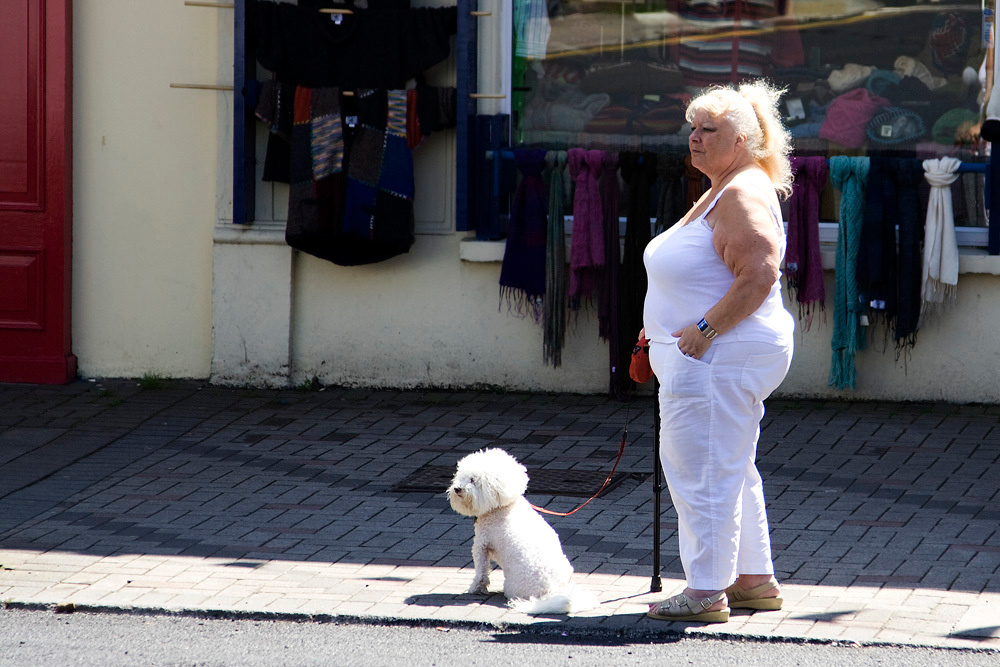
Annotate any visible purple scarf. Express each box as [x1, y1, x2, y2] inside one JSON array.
[[786, 156, 828, 328], [568, 148, 606, 309], [499, 149, 548, 319]]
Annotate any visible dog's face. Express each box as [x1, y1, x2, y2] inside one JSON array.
[[447, 448, 529, 517]]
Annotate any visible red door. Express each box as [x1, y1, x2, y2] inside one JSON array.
[[0, 0, 75, 383]]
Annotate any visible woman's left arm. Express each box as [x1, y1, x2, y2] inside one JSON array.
[[672, 187, 782, 358]]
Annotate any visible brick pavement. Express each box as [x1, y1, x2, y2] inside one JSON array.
[[0, 380, 998, 650]]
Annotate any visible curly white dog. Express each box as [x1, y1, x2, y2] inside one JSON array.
[[447, 448, 598, 614]]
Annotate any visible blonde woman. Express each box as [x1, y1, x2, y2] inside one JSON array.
[[642, 82, 795, 623]]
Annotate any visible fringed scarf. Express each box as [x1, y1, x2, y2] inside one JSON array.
[[616, 152, 658, 399], [921, 157, 961, 319], [598, 153, 620, 341], [543, 151, 568, 367], [829, 157, 869, 390], [858, 157, 926, 352], [568, 148, 606, 309], [890, 158, 926, 350], [655, 154, 686, 235], [499, 149, 548, 319], [786, 157, 827, 329], [858, 156, 897, 335]]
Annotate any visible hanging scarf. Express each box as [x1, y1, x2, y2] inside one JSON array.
[[499, 149, 548, 319], [858, 156, 898, 334], [921, 157, 961, 317], [785, 156, 828, 328], [828, 157, 869, 390], [543, 151, 568, 367], [655, 154, 686, 235], [599, 153, 621, 394], [616, 152, 658, 399], [568, 148, 606, 309], [598, 153, 620, 342], [683, 155, 706, 209], [891, 158, 926, 349]]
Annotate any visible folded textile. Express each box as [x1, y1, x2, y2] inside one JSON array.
[[894, 56, 947, 91], [828, 63, 874, 94]]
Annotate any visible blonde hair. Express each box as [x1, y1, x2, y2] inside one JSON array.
[[685, 81, 794, 200]]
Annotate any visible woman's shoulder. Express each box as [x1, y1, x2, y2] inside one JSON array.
[[718, 172, 778, 211]]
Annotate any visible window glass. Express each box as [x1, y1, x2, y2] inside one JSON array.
[[512, 1, 991, 227]]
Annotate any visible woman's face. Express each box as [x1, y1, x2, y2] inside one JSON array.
[[688, 109, 743, 177]]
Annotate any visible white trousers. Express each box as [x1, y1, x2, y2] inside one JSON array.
[[650, 339, 792, 590]]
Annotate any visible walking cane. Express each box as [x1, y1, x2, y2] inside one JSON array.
[[651, 378, 662, 593]]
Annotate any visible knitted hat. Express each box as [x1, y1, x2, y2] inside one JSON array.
[[931, 108, 979, 144], [929, 12, 972, 75], [866, 107, 926, 145], [819, 88, 891, 148]]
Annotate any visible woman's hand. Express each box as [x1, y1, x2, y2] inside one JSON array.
[[672, 323, 711, 359]]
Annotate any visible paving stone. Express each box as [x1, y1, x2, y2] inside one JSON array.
[[2, 385, 1000, 648]]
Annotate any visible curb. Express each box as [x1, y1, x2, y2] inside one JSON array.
[[4, 601, 998, 654]]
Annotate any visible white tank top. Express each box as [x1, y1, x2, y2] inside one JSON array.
[[642, 186, 794, 346]]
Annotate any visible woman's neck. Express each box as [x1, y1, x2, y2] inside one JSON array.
[[708, 156, 757, 192]]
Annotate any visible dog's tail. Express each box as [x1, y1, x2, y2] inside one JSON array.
[[508, 587, 599, 615]]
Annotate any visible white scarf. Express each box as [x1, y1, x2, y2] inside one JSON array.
[[920, 157, 961, 319]]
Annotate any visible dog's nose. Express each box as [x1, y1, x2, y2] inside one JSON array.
[[452, 487, 463, 496]]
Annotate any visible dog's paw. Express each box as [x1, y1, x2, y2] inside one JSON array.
[[467, 581, 490, 595]]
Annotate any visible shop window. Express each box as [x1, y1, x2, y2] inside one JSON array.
[[506, 1, 992, 239]]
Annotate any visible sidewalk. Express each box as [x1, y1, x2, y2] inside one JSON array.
[[0, 380, 997, 650]]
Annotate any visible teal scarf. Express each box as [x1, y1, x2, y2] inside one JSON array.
[[828, 157, 870, 390]]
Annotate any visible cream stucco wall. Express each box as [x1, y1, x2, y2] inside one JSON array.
[[70, 1, 1000, 404], [72, 1, 218, 378]]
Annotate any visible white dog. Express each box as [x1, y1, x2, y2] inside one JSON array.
[[447, 448, 598, 614]]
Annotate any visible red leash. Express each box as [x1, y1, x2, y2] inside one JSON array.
[[530, 402, 630, 517]]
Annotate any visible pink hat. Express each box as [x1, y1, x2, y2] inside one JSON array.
[[819, 88, 891, 148]]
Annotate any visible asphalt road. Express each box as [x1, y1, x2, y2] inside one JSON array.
[[1, 608, 998, 666]]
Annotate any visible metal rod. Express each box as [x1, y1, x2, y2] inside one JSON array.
[[184, 1, 234, 7], [470, 11, 492, 15], [170, 83, 234, 90], [651, 379, 662, 593], [318, 8, 354, 13], [470, 93, 505, 99]]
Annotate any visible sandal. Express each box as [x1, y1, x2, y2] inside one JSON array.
[[646, 590, 730, 623], [724, 577, 783, 610]]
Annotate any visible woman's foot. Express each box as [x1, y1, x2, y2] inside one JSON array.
[[647, 589, 730, 623], [724, 575, 783, 610]]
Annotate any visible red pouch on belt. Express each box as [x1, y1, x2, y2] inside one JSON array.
[[629, 336, 653, 384]]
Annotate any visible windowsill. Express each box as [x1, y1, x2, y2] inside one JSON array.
[[462, 238, 1000, 275]]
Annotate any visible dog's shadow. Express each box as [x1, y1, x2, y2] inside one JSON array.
[[403, 593, 577, 620], [404, 592, 508, 609]]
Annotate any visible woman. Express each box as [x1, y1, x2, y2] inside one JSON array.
[[643, 81, 795, 623]]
